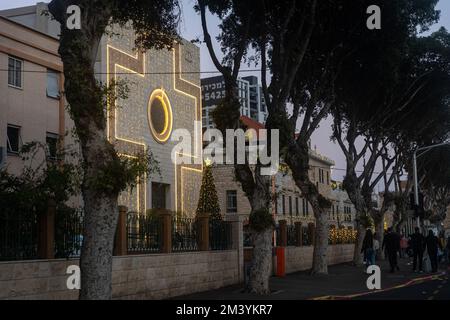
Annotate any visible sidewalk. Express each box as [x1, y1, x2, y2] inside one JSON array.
[[176, 257, 448, 300]]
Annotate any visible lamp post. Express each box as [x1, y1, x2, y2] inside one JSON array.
[[412, 142, 450, 229]]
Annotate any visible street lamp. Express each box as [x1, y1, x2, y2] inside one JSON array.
[[412, 141, 450, 229]]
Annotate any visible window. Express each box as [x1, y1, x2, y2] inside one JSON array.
[[302, 198, 309, 217], [8, 57, 23, 88], [152, 183, 168, 209], [289, 196, 292, 216], [318, 169, 326, 184], [46, 132, 59, 160], [306, 200, 309, 216], [326, 171, 329, 185], [282, 195, 286, 215], [46, 70, 60, 98], [6, 125, 21, 154], [226, 190, 237, 213], [295, 197, 299, 216]]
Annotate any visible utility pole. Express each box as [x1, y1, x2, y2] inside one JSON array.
[[413, 142, 450, 229]]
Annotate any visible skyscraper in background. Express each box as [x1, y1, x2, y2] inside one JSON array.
[[201, 75, 267, 129]]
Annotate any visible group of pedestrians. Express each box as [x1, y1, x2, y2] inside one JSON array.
[[410, 228, 449, 273], [361, 227, 450, 274]]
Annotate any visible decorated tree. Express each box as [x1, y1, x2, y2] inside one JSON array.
[[196, 162, 222, 220]]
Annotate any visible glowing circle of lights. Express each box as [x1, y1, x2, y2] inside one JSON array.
[[147, 89, 173, 143]]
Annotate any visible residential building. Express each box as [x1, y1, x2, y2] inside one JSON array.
[[211, 116, 335, 227], [1, 4, 203, 217], [0, 15, 67, 174], [201, 75, 267, 129], [329, 181, 356, 229]]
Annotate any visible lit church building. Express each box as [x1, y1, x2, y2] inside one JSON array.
[[0, 4, 203, 217]]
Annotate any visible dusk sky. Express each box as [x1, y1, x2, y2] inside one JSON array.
[[1, 0, 449, 187]]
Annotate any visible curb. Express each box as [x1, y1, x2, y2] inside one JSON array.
[[311, 272, 446, 300]]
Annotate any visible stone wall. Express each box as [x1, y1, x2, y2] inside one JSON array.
[[0, 251, 239, 300], [285, 244, 355, 274]]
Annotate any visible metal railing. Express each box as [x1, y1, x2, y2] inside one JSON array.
[[209, 219, 232, 251], [0, 209, 38, 261], [54, 207, 84, 258], [172, 217, 198, 252], [287, 224, 297, 246], [127, 213, 162, 254], [302, 227, 312, 246]]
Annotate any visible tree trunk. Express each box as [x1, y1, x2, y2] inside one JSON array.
[[311, 208, 329, 274], [285, 141, 330, 275], [375, 218, 385, 260], [48, 2, 120, 299], [248, 173, 273, 294], [80, 192, 118, 299], [353, 222, 365, 265], [248, 228, 273, 294], [235, 164, 273, 295]]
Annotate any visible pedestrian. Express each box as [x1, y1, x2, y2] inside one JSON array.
[[382, 227, 400, 273], [373, 232, 380, 261], [400, 234, 408, 259], [361, 229, 375, 267], [425, 230, 439, 273], [438, 233, 445, 263], [411, 227, 425, 273]]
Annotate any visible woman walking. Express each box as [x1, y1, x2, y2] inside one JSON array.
[[361, 229, 375, 267]]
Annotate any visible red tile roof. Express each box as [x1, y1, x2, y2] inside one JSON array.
[[240, 116, 265, 138]]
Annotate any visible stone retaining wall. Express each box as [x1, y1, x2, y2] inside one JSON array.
[[285, 244, 355, 274], [0, 250, 239, 300]]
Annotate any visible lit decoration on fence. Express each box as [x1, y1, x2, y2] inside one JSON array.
[[329, 227, 357, 244]]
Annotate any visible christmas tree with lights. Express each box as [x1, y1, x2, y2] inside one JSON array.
[[196, 160, 222, 220]]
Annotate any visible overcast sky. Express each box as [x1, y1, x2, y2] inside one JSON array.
[[1, 0, 449, 188]]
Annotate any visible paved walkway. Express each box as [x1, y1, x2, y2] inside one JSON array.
[[177, 257, 449, 300]]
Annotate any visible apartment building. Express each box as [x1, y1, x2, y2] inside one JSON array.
[[201, 75, 268, 129], [0, 15, 68, 174]]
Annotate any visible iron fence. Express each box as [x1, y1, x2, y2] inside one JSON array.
[[302, 227, 312, 246], [0, 209, 38, 261], [54, 207, 84, 258], [127, 213, 161, 254], [243, 225, 252, 247], [172, 217, 198, 252], [287, 224, 297, 246], [209, 219, 232, 250], [275, 225, 281, 246]]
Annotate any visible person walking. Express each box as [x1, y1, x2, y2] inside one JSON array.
[[382, 228, 400, 273], [411, 227, 425, 273], [425, 230, 439, 273], [361, 229, 375, 267], [400, 234, 408, 259], [373, 232, 380, 261]]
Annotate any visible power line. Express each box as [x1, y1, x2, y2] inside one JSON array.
[[0, 69, 262, 75], [297, 164, 398, 176]]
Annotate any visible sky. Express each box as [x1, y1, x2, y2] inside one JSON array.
[[1, 0, 449, 188]]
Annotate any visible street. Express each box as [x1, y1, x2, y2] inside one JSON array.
[[352, 272, 450, 300], [179, 259, 450, 301]]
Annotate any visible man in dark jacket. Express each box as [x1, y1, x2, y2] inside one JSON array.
[[425, 230, 439, 273], [382, 228, 401, 273], [411, 227, 425, 272]]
